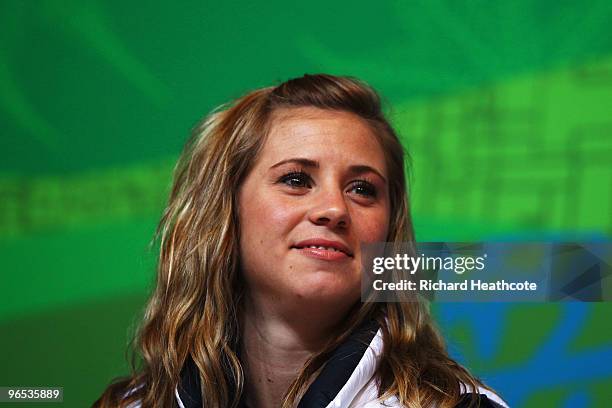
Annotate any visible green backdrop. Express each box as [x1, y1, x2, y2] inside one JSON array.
[[1, 1, 611, 407]]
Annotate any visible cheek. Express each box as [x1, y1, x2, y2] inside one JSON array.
[[241, 196, 301, 243], [238, 192, 303, 274], [353, 208, 390, 243]]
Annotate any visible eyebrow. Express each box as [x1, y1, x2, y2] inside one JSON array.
[[271, 158, 319, 169], [348, 164, 387, 183], [270, 158, 387, 183]]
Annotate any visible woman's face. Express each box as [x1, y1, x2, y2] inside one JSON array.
[[238, 107, 390, 308]]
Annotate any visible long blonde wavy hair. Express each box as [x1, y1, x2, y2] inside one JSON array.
[[94, 74, 488, 408]]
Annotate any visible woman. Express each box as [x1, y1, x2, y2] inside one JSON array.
[[95, 74, 508, 408]]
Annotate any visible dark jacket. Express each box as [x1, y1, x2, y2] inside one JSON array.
[[175, 319, 508, 408]]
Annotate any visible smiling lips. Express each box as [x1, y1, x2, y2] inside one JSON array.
[[291, 239, 353, 261]]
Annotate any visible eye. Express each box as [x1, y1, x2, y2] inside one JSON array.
[[348, 180, 377, 198], [278, 171, 312, 189]]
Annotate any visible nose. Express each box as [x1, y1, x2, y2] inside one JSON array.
[[308, 188, 351, 230]]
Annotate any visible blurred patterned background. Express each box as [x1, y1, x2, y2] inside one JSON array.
[[1, 1, 611, 407]]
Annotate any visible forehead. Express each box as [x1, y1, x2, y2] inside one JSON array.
[[260, 107, 387, 171]]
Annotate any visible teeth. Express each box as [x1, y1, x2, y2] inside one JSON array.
[[305, 245, 339, 252]]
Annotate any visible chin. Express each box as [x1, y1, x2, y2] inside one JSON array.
[[289, 272, 360, 303]]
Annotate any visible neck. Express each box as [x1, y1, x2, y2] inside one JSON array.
[[240, 293, 355, 408]]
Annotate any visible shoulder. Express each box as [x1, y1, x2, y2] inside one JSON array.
[[457, 383, 508, 408], [119, 389, 186, 408], [115, 385, 147, 408], [453, 390, 508, 408], [348, 381, 509, 408], [338, 327, 509, 408]]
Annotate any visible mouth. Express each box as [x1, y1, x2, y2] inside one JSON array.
[[291, 239, 354, 259]]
